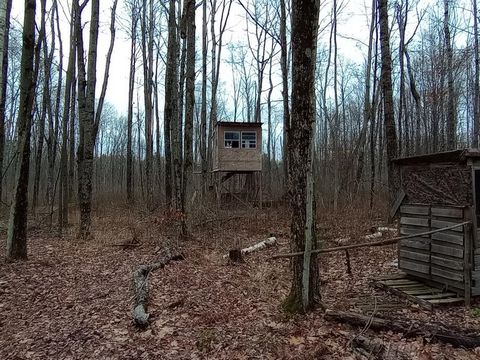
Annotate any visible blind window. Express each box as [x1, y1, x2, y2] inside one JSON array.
[[241, 132, 257, 149], [224, 131, 240, 148]]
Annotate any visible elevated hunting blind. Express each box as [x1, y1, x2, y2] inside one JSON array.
[[392, 149, 480, 305], [211, 121, 263, 207]]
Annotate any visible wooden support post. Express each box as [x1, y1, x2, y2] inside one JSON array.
[[259, 171, 263, 209], [464, 210, 473, 308], [215, 172, 221, 209]]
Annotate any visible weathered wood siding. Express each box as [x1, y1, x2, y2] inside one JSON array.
[[399, 205, 471, 296], [400, 165, 472, 206], [213, 124, 262, 172]]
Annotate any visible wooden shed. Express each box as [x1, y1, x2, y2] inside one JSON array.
[[392, 149, 480, 304], [212, 121, 262, 172]]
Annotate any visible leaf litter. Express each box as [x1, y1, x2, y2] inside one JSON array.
[[0, 205, 479, 359]]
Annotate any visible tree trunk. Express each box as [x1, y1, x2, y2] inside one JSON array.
[[280, 0, 290, 191], [378, 0, 398, 202], [75, 0, 117, 239], [444, 0, 456, 149], [164, 0, 178, 209], [141, 0, 154, 210], [473, 0, 479, 147], [6, 0, 37, 261], [59, 1, 76, 230], [284, 0, 321, 313], [200, 0, 207, 196], [31, 0, 48, 212], [182, 0, 195, 235], [0, 0, 12, 203], [127, 3, 137, 203]]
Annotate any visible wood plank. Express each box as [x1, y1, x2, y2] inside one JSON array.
[[475, 255, 480, 269], [390, 189, 406, 219], [464, 216, 473, 307], [391, 284, 429, 290], [431, 266, 463, 282], [399, 259, 430, 274], [431, 232, 464, 246], [399, 250, 430, 263], [382, 279, 420, 286], [400, 205, 429, 216], [400, 227, 430, 237], [431, 207, 464, 219], [430, 275, 465, 292], [404, 288, 444, 295], [431, 244, 463, 258], [416, 292, 457, 300], [373, 281, 433, 311], [431, 255, 464, 271], [400, 239, 430, 250], [471, 270, 480, 279], [400, 217, 429, 227], [431, 219, 464, 233], [374, 273, 408, 281], [471, 287, 480, 296], [427, 297, 464, 305]]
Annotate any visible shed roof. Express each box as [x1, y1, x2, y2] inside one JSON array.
[[392, 149, 480, 166], [216, 121, 262, 128]]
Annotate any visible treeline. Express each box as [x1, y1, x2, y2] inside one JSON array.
[[0, 0, 479, 257]]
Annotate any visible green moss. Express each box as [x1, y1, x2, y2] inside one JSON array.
[[471, 308, 480, 317]]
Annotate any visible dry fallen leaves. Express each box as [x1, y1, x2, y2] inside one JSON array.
[[0, 206, 478, 359]]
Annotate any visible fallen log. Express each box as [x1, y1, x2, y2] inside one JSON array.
[[132, 250, 184, 327], [352, 335, 410, 360], [241, 237, 276, 255], [224, 237, 277, 259], [325, 309, 480, 348]]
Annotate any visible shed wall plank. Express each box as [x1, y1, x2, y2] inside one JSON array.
[[399, 259, 430, 274], [431, 244, 464, 258], [431, 256, 464, 271], [431, 207, 464, 218], [400, 217, 429, 227]]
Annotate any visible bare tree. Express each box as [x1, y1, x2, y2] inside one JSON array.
[[164, 0, 179, 208], [182, 0, 195, 234], [285, 0, 321, 313], [75, 0, 118, 239], [378, 0, 398, 200], [6, 0, 37, 261], [127, 0, 139, 203], [59, 0, 77, 229], [200, 0, 208, 196], [474, 0, 480, 147], [0, 0, 12, 202]]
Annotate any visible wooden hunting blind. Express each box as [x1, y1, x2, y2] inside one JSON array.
[[211, 121, 263, 207], [392, 149, 480, 304], [212, 121, 262, 172]]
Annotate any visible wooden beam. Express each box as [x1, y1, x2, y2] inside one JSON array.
[[390, 189, 406, 219]]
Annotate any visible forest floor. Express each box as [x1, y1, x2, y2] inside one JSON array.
[[1, 203, 480, 359]]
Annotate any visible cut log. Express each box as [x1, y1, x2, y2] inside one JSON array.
[[241, 237, 276, 255], [229, 249, 243, 262], [325, 309, 480, 348], [132, 250, 184, 327], [224, 237, 277, 259]]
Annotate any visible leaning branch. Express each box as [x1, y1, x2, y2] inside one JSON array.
[[270, 221, 470, 260]]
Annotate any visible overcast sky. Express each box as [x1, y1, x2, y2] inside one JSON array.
[[10, 0, 439, 118]]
